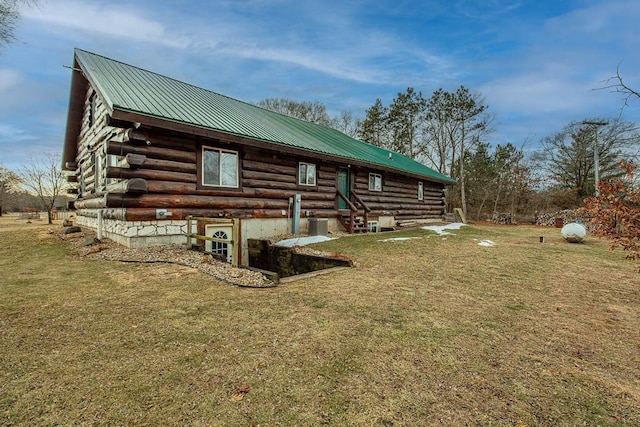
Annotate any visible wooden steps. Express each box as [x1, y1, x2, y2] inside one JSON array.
[[338, 213, 368, 233]]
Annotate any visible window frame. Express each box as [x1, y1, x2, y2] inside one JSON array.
[[368, 173, 382, 192], [418, 181, 424, 201], [211, 229, 229, 259], [88, 92, 96, 128], [105, 154, 119, 186], [94, 151, 104, 192], [298, 162, 317, 187], [201, 145, 239, 188]]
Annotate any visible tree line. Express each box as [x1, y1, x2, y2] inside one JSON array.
[[358, 86, 492, 219], [257, 88, 639, 222], [2, 88, 638, 226], [12, 89, 618, 227]]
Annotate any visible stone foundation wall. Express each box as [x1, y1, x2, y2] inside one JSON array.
[[75, 210, 341, 264], [76, 212, 194, 248]]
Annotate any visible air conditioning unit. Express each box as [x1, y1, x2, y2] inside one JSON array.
[[308, 218, 328, 236]]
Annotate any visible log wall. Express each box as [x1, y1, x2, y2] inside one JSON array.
[[352, 172, 445, 220], [72, 88, 445, 223], [69, 86, 127, 199]]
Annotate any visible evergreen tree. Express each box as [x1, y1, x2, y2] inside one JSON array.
[[359, 98, 389, 148], [386, 87, 426, 158]]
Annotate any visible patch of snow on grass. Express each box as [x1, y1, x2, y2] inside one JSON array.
[[422, 222, 466, 236], [377, 237, 422, 242], [275, 235, 335, 247], [478, 240, 496, 247]]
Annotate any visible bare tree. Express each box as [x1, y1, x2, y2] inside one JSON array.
[[329, 110, 361, 139], [256, 98, 331, 126], [422, 86, 492, 217], [17, 152, 66, 224], [533, 119, 640, 205], [422, 89, 458, 175], [0, 162, 20, 216], [603, 66, 640, 109], [0, 0, 37, 51]]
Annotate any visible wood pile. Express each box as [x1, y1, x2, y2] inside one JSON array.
[[492, 212, 515, 225], [535, 209, 588, 227], [396, 220, 417, 228], [444, 213, 457, 223]]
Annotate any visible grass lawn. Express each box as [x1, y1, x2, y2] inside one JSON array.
[[1, 215, 638, 426]]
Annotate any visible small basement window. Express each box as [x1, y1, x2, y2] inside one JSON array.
[[211, 230, 230, 261], [299, 162, 316, 186], [369, 173, 382, 191], [418, 182, 424, 201], [202, 146, 239, 187]]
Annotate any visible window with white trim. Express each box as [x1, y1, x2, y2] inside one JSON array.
[[298, 162, 316, 186], [369, 173, 382, 191], [418, 182, 424, 201], [202, 146, 239, 187], [211, 230, 229, 259]]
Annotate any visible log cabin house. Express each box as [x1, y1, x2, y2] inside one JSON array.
[[62, 49, 455, 266]]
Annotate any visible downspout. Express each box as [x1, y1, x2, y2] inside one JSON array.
[[97, 209, 103, 240]]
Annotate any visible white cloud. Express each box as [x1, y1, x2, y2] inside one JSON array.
[[0, 123, 36, 142], [544, 0, 640, 41], [215, 44, 383, 84], [5, 0, 635, 168], [474, 0, 640, 144], [197, 30, 451, 86], [19, 0, 453, 86], [453, 0, 523, 20], [481, 74, 593, 114], [21, 0, 189, 48], [0, 69, 23, 94], [0, 68, 39, 114]]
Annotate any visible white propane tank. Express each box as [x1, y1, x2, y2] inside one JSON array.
[[561, 222, 587, 243]]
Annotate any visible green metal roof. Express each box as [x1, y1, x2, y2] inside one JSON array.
[[74, 48, 455, 184]]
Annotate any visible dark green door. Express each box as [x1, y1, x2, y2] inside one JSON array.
[[337, 167, 350, 210]]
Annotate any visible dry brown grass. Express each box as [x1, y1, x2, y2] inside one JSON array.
[[1, 214, 638, 426]]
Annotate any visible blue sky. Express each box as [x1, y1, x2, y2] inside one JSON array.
[[1, 0, 639, 171]]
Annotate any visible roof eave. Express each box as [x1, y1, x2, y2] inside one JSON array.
[[62, 56, 86, 170], [110, 108, 455, 184], [63, 51, 118, 171]]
